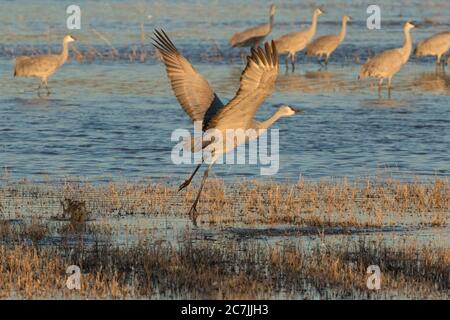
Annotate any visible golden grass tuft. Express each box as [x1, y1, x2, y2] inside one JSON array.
[[1, 177, 448, 228], [0, 233, 448, 299]]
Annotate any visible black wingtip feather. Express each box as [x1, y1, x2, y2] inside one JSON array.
[[271, 41, 278, 66], [258, 47, 268, 66], [264, 42, 272, 65], [151, 29, 179, 54]]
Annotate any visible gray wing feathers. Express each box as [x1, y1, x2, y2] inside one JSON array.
[[230, 23, 270, 47], [360, 49, 403, 78], [152, 29, 224, 126], [206, 41, 278, 131], [274, 31, 309, 54], [307, 35, 340, 55], [416, 32, 450, 55], [14, 55, 60, 77]]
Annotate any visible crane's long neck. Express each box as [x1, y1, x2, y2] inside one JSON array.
[[258, 109, 285, 130], [338, 19, 348, 42], [59, 40, 70, 65], [306, 12, 319, 40], [269, 12, 275, 31], [400, 27, 413, 63]]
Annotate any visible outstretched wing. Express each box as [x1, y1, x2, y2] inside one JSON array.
[[205, 41, 278, 131], [152, 29, 223, 128]]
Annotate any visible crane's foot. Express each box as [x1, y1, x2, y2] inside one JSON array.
[[178, 178, 192, 192], [188, 203, 199, 227]]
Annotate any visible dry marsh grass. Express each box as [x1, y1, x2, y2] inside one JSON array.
[[0, 233, 448, 299], [0, 178, 448, 299], [1, 177, 448, 228]]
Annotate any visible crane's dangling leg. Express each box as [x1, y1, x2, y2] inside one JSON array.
[[285, 55, 289, 73], [318, 55, 326, 70], [387, 77, 392, 99], [324, 55, 330, 69], [291, 53, 296, 72], [179, 162, 202, 191], [439, 55, 445, 71], [378, 78, 384, 98], [188, 162, 213, 226], [317, 56, 323, 67], [44, 79, 51, 96], [36, 82, 43, 97]]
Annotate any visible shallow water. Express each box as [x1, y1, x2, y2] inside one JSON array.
[[0, 0, 449, 183]]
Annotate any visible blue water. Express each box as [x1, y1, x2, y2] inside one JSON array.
[[0, 0, 449, 183]]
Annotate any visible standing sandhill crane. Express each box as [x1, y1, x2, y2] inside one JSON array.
[[274, 8, 324, 72], [306, 15, 351, 68], [358, 21, 416, 97], [14, 35, 77, 96], [229, 4, 276, 55], [415, 31, 450, 69], [152, 29, 302, 225]]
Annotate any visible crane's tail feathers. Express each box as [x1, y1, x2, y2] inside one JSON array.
[[229, 31, 246, 48], [358, 65, 368, 80], [229, 35, 238, 47]]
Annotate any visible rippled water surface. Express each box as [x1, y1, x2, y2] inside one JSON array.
[[0, 0, 449, 183]]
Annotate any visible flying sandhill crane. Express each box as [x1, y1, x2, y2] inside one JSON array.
[[358, 21, 416, 97], [229, 4, 276, 57], [306, 15, 351, 68], [152, 29, 302, 225], [14, 35, 77, 96], [274, 8, 324, 72], [415, 31, 450, 69]]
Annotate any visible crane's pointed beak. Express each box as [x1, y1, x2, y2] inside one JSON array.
[[407, 20, 418, 28], [290, 106, 304, 114], [273, 104, 305, 114]]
